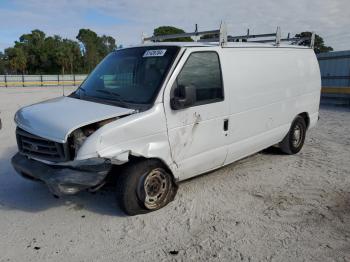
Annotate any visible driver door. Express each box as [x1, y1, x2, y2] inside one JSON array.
[[164, 50, 229, 180]]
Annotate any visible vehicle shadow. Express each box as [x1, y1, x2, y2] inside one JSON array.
[[261, 146, 284, 155], [0, 147, 126, 217]]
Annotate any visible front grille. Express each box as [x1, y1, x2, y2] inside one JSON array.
[[16, 128, 69, 162]]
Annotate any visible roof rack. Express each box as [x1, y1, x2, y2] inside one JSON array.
[[142, 23, 316, 49]]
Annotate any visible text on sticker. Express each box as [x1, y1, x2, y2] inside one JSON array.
[[143, 49, 167, 57]]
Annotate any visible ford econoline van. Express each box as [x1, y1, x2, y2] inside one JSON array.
[[11, 29, 321, 215]]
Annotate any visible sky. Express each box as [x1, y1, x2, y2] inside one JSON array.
[[0, 0, 349, 52]]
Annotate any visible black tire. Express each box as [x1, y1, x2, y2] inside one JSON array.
[[116, 159, 177, 216], [279, 116, 307, 155]]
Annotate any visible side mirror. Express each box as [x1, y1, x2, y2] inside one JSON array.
[[170, 85, 196, 110]]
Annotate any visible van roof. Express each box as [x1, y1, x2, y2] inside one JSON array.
[[128, 42, 310, 49]]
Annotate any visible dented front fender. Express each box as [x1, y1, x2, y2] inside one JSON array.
[[75, 103, 176, 174]]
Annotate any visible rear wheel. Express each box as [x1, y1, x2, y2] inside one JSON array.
[[279, 116, 306, 154], [116, 159, 177, 216]]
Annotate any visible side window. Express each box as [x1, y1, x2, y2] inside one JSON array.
[[176, 52, 223, 106]]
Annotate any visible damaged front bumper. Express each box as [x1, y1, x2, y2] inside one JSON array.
[[11, 153, 112, 196]]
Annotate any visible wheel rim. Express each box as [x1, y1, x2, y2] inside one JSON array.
[[138, 168, 171, 210], [292, 123, 303, 148]]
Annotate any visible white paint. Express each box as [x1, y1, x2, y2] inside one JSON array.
[[162, 45, 320, 180], [14, 42, 321, 182]]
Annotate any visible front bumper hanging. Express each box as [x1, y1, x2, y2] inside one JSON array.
[[11, 153, 112, 196]]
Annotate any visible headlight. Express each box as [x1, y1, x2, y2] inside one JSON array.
[[72, 129, 87, 155]]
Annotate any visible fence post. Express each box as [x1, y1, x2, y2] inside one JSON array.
[[22, 75, 25, 87], [41, 75, 43, 87], [4, 75, 7, 88], [58, 75, 60, 86], [73, 74, 76, 86]]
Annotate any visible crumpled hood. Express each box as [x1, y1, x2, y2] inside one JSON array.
[[15, 96, 135, 143]]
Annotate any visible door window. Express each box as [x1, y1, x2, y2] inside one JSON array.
[[175, 52, 223, 106]]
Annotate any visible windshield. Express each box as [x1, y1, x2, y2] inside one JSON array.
[[76, 46, 180, 107]]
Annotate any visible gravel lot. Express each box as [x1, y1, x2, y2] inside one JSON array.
[[0, 87, 349, 262]]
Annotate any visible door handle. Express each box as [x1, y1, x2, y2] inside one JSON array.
[[223, 119, 229, 131]]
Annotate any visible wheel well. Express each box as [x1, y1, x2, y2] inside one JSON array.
[[107, 155, 177, 186], [298, 112, 310, 129], [125, 155, 176, 180]]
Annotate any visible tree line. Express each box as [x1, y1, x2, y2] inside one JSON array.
[[0, 29, 116, 75], [0, 26, 333, 75]]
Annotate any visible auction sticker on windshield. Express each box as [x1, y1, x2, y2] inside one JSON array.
[[143, 49, 167, 57]]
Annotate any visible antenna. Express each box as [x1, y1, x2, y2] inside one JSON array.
[[61, 75, 65, 96]]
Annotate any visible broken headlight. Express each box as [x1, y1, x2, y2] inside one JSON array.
[[70, 118, 117, 157]]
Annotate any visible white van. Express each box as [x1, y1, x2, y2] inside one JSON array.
[[11, 28, 321, 215]]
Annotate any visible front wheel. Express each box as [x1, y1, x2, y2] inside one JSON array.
[[279, 116, 306, 154], [116, 159, 177, 216]]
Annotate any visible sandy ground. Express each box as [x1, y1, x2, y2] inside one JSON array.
[[0, 87, 349, 262]]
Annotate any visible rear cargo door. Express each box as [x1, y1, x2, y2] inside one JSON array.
[[163, 50, 229, 180]]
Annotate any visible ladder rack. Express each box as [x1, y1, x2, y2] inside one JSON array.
[[142, 23, 315, 49]]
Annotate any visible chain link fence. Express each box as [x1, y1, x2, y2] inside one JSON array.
[[0, 75, 87, 87]]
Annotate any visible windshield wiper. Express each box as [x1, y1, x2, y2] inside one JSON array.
[[95, 89, 129, 108]]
